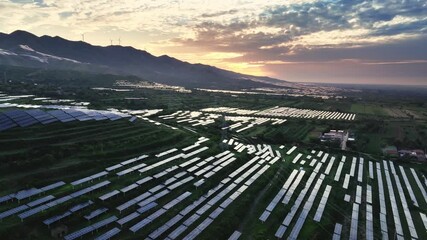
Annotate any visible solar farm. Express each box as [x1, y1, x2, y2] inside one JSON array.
[[0, 109, 130, 131], [201, 107, 357, 121], [1, 85, 427, 240], [1, 121, 427, 240]]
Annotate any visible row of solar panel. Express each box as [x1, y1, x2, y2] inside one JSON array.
[[0, 109, 130, 131]]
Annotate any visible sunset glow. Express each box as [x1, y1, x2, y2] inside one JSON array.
[[1, 0, 426, 84]]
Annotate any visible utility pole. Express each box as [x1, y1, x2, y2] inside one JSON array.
[[110, 39, 113, 46], [82, 34, 85, 42], [118, 37, 121, 45]]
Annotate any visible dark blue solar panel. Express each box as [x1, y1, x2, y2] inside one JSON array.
[[0, 122, 17, 131], [26, 109, 47, 117], [60, 117, 76, 123], [47, 110, 64, 115], [93, 116, 108, 121], [76, 115, 93, 121], [16, 117, 38, 127], [4, 110, 26, 118], [0, 121, 17, 128], [64, 110, 85, 117], [84, 111, 99, 116], [34, 115, 55, 122], [0, 108, 124, 132], [47, 110, 75, 122], [0, 117, 13, 125], [26, 110, 55, 123], [109, 116, 122, 121], [7, 113, 31, 120], [8, 113, 32, 121], [41, 118, 58, 124]]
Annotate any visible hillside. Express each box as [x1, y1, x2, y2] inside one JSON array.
[[0, 30, 290, 90]]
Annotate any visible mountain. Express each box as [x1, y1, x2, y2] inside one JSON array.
[[0, 30, 290, 90]]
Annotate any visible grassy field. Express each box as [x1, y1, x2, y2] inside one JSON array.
[[350, 103, 389, 116]]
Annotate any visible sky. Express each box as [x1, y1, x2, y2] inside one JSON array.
[[1, 0, 427, 85]]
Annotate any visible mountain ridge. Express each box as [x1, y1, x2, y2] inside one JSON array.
[[0, 30, 291, 90]]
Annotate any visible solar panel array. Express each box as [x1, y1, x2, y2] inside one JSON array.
[[1, 135, 427, 240], [200, 106, 356, 121], [254, 147, 427, 240], [158, 110, 286, 133], [0, 108, 130, 131]]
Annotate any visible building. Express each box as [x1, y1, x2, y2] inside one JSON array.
[[320, 130, 346, 142], [398, 149, 426, 162]]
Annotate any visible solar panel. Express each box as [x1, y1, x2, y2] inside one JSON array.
[[106, 164, 122, 172], [25, 109, 46, 117], [228, 231, 242, 240], [168, 225, 187, 239], [0, 194, 14, 204], [15, 188, 42, 200], [189, 218, 212, 237], [40, 117, 58, 124], [47, 110, 74, 122], [76, 114, 93, 121], [40, 181, 66, 192], [91, 216, 118, 229], [399, 166, 418, 207], [0, 117, 15, 125], [84, 208, 108, 220], [64, 226, 94, 240], [137, 201, 157, 214], [0, 205, 29, 219], [99, 190, 120, 201], [43, 211, 72, 226], [275, 225, 287, 238], [15, 115, 38, 127], [93, 115, 108, 121], [27, 195, 55, 207], [47, 195, 72, 207], [259, 210, 270, 222], [183, 214, 200, 227], [120, 183, 139, 193], [63, 109, 85, 118], [136, 176, 153, 185], [0, 121, 16, 131], [148, 224, 170, 239], [209, 207, 224, 219], [117, 212, 140, 226], [71, 176, 92, 186], [19, 204, 50, 219], [148, 208, 167, 221], [69, 200, 93, 212], [165, 214, 184, 227], [129, 218, 152, 233], [94, 227, 121, 240]]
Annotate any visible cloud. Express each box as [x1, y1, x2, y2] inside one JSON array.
[[0, 0, 426, 84], [201, 9, 238, 18]]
